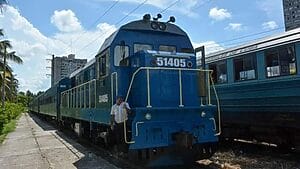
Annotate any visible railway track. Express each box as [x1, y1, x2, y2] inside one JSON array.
[[30, 113, 300, 169]]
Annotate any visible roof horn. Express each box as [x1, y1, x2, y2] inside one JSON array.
[[167, 16, 176, 23], [153, 13, 162, 21]]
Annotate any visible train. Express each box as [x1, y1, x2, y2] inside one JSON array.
[[203, 28, 300, 150], [29, 14, 221, 166]]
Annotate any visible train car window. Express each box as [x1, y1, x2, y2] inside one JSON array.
[[69, 91, 72, 108], [71, 89, 75, 108], [78, 88, 81, 108], [218, 62, 227, 83], [81, 86, 84, 108], [209, 61, 227, 84], [209, 64, 217, 83], [66, 92, 68, 108], [134, 44, 152, 53], [86, 84, 89, 108], [159, 45, 176, 53], [265, 44, 296, 77], [80, 75, 84, 84], [234, 55, 256, 81], [62, 93, 67, 108], [114, 45, 129, 66], [75, 76, 79, 85], [90, 81, 95, 108], [265, 50, 280, 77], [89, 68, 95, 80], [77, 88, 80, 108]]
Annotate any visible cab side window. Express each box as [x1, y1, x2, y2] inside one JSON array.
[[114, 45, 129, 66], [99, 55, 106, 76], [98, 51, 109, 78]]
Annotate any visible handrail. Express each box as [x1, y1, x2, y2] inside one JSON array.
[[125, 67, 214, 103], [123, 67, 221, 143], [124, 119, 135, 144], [111, 72, 118, 106], [179, 70, 184, 107], [146, 69, 151, 108], [61, 79, 96, 95], [209, 72, 222, 136]]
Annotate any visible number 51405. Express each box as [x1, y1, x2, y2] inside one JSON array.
[[156, 57, 186, 67]]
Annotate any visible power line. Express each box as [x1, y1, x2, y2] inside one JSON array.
[[210, 26, 284, 47], [77, 0, 148, 57], [194, 0, 213, 9], [159, 0, 180, 14], [204, 26, 285, 48], [62, 0, 120, 53]]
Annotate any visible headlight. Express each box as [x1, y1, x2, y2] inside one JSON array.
[[145, 113, 152, 120], [201, 111, 206, 117]]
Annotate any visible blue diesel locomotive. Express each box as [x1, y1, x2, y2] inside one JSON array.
[[204, 28, 300, 150], [30, 14, 220, 165]]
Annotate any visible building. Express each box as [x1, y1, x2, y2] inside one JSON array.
[[51, 54, 87, 86], [283, 0, 300, 31]]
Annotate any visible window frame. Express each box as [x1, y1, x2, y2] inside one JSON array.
[[133, 43, 153, 53], [208, 60, 228, 84], [233, 54, 257, 82], [159, 45, 177, 53], [114, 45, 130, 67], [97, 49, 110, 79], [264, 44, 297, 78]]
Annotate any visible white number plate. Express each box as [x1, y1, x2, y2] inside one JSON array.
[[156, 57, 187, 68]]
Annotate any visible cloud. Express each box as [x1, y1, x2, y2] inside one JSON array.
[[262, 21, 278, 30], [225, 23, 244, 31], [209, 7, 231, 21], [257, 0, 283, 21], [96, 22, 116, 32], [0, 5, 116, 93], [193, 41, 224, 55], [51, 9, 83, 32]]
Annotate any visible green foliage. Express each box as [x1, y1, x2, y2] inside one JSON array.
[[0, 102, 25, 139], [0, 119, 16, 143]]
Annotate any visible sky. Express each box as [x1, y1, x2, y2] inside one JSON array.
[[0, 0, 284, 93]]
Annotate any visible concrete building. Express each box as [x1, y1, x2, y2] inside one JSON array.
[[283, 0, 300, 31], [51, 54, 87, 86]]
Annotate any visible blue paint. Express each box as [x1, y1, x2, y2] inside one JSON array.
[[30, 19, 219, 156], [296, 42, 300, 75], [207, 40, 300, 139], [256, 51, 265, 80]]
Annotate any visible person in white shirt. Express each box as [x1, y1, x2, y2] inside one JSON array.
[[110, 95, 131, 152]]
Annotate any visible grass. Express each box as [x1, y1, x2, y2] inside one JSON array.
[[0, 113, 22, 143]]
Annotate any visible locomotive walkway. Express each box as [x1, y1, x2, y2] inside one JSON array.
[[0, 113, 120, 169]]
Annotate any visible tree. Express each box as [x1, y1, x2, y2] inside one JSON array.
[[0, 29, 23, 108]]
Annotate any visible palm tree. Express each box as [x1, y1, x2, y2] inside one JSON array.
[[0, 29, 23, 108]]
